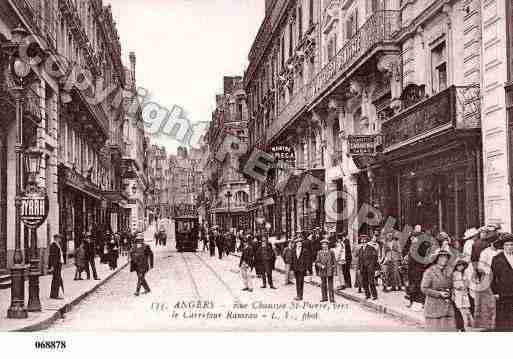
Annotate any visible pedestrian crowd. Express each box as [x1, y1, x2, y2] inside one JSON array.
[[200, 222, 513, 331], [46, 226, 149, 300]]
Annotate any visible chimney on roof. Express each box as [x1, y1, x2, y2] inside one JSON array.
[[129, 51, 136, 89]]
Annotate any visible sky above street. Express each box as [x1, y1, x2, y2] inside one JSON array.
[[107, 0, 264, 155]]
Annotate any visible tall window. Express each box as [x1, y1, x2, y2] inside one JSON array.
[[281, 36, 285, 69], [309, 0, 314, 26], [289, 22, 294, 58], [431, 41, 448, 93], [327, 34, 337, 61], [298, 6, 303, 42], [346, 10, 358, 39]]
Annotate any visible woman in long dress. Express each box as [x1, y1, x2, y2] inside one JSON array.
[[421, 249, 456, 331]]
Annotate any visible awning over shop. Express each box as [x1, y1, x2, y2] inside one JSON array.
[[59, 164, 105, 201], [282, 169, 326, 197], [103, 191, 129, 204]]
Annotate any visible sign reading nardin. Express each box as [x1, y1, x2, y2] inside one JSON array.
[[348, 135, 377, 155]]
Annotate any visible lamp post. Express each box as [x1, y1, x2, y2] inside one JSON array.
[[265, 222, 272, 240], [25, 145, 43, 312], [256, 216, 265, 239], [225, 190, 232, 232], [2, 25, 33, 319]]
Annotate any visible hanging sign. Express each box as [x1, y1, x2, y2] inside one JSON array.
[[348, 135, 377, 156], [270, 145, 295, 163]]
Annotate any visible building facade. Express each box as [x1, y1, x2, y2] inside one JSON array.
[[480, 0, 513, 231], [0, 0, 147, 281], [167, 146, 204, 217], [121, 52, 148, 233], [144, 144, 166, 223], [206, 76, 250, 232], [245, 0, 483, 241]]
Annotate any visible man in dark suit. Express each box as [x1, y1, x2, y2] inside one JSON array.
[[215, 228, 224, 259], [48, 234, 64, 299], [342, 233, 353, 288], [291, 239, 311, 300], [255, 237, 276, 289], [209, 227, 216, 257], [84, 233, 100, 280], [130, 232, 154, 296], [360, 235, 380, 300], [491, 233, 513, 331]]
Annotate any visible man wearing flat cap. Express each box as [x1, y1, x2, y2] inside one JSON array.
[[491, 233, 513, 330], [130, 232, 154, 296], [315, 237, 337, 302]]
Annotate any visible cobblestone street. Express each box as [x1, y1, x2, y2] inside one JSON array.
[[45, 230, 420, 332]]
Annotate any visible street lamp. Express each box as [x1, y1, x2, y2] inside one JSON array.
[[2, 25, 33, 319], [256, 216, 265, 238], [24, 145, 43, 312], [265, 222, 272, 240], [225, 190, 232, 232]]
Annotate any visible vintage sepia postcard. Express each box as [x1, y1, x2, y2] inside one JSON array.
[[0, 1, 513, 354]]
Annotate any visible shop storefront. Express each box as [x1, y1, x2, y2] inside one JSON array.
[[364, 85, 483, 238], [58, 165, 105, 255]]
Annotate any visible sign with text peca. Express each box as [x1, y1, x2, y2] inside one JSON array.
[[19, 191, 49, 229], [270, 145, 295, 163], [348, 135, 377, 156]]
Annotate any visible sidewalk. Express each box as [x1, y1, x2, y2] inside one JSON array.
[[0, 255, 130, 332], [232, 252, 425, 327]]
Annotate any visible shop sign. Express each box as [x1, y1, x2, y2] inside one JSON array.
[[270, 145, 295, 163], [20, 190, 49, 229], [348, 135, 377, 156]]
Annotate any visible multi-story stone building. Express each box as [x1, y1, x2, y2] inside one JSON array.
[[480, 0, 513, 231], [205, 76, 250, 232], [146, 144, 167, 220], [0, 0, 146, 284], [245, 0, 483, 241], [167, 146, 204, 215], [121, 52, 148, 233]]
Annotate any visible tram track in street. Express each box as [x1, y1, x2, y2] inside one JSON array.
[[179, 252, 203, 301], [178, 251, 241, 303]]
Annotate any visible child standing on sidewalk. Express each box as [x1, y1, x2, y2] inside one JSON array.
[[452, 257, 474, 331]]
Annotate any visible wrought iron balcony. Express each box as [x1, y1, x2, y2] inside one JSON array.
[[308, 11, 400, 100], [267, 10, 401, 143], [381, 85, 481, 152], [12, 0, 57, 49]]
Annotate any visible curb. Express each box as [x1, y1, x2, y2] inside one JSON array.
[[12, 260, 130, 332], [231, 253, 424, 328]]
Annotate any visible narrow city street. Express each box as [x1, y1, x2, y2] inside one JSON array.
[[45, 229, 420, 332]]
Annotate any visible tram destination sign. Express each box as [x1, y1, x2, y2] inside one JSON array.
[[19, 191, 49, 229], [348, 135, 377, 156]]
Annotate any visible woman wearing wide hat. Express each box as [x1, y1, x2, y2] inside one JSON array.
[[421, 249, 456, 331]]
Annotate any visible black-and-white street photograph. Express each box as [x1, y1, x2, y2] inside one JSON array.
[[0, 0, 513, 345]]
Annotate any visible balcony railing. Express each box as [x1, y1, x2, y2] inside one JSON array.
[[381, 85, 481, 151], [267, 10, 400, 142], [12, 0, 57, 49]]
